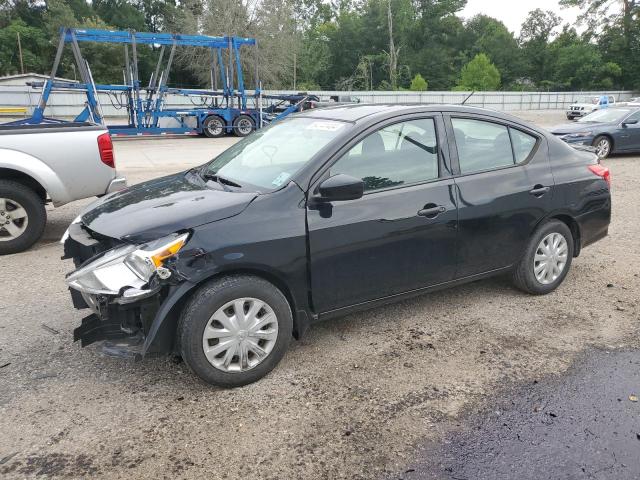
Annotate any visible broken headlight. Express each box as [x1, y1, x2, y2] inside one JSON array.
[[66, 233, 189, 296]]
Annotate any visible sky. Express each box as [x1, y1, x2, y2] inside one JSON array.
[[460, 0, 584, 35]]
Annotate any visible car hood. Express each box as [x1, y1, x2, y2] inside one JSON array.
[[550, 122, 611, 135], [80, 171, 258, 242], [569, 103, 597, 109]]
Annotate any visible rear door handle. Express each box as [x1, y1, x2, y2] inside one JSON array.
[[418, 205, 447, 218], [529, 185, 550, 197]]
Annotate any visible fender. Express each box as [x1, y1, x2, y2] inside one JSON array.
[[0, 148, 71, 206]]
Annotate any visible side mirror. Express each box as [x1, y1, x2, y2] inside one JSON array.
[[317, 174, 364, 202], [622, 119, 639, 127]]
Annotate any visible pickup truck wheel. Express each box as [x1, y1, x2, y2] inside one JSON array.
[[592, 135, 612, 159], [232, 115, 255, 137], [512, 220, 574, 295], [0, 180, 46, 255], [178, 275, 293, 388], [202, 115, 226, 138]]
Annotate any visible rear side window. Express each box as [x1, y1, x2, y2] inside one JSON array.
[[510, 128, 537, 163], [331, 118, 439, 192], [452, 118, 537, 174], [452, 118, 513, 174]]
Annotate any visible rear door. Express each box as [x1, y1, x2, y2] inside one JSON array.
[[445, 114, 554, 278], [306, 115, 458, 313]]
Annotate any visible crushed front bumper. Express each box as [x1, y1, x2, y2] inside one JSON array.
[[62, 223, 164, 356]]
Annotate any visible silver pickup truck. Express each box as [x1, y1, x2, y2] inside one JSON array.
[[0, 122, 126, 254]]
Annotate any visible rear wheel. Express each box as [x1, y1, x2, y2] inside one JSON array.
[[232, 115, 255, 137], [202, 115, 226, 138], [512, 220, 574, 295], [0, 180, 46, 255], [178, 275, 293, 388], [592, 135, 612, 159]]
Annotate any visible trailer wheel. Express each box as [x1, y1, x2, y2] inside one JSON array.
[[203, 116, 226, 138], [232, 115, 255, 137]]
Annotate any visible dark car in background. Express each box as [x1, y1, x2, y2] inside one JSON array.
[[551, 107, 640, 159], [62, 105, 611, 387]]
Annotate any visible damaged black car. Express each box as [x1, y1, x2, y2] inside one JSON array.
[[63, 105, 611, 387]]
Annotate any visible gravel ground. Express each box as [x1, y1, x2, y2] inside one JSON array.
[[404, 349, 640, 480], [1, 110, 639, 479]]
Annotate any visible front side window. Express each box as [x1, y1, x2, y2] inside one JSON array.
[[205, 118, 350, 190], [330, 118, 439, 192]]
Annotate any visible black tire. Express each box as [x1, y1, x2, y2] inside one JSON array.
[[202, 115, 226, 138], [177, 275, 293, 388], [232, 114, 255, 137], [512, 220, 574, 295], [0, 180, 46, 255], [592, 135, 612, 160]]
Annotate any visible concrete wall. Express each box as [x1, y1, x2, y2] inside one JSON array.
[[0, 85, 636, 119]]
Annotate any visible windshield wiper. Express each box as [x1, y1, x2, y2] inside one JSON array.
[[201, 172, 242, 189]]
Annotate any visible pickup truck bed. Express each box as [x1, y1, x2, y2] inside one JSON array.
[[0, 122, 126, 254]]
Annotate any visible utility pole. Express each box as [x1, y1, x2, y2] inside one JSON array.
[[387, 0, 398, 90], [293, 53, 297, 90], [17, 32, 25, 74]]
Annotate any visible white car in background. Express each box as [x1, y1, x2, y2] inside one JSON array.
[[566, 95, 616, 120], [624, 97, 640, 106]]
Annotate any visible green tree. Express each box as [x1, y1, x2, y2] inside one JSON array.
[[409, 73, 427, 91], [519, 9, 561, 86], [456, 53, 500, 90], [463, 15, 522, 87]]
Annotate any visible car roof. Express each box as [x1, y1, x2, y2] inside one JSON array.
[[295, 103, 526, 124]]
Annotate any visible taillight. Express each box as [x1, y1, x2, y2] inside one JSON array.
[[97, 133, 115, 168], [588, 164, 610, 187]]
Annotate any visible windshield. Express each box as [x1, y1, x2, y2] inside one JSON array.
[[203, 118, 349, 190], [578, 108, 631, 123]]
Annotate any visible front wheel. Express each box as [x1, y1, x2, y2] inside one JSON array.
[[0, 180, 46, 255], [177, 275, 293, 388], [512, 220, 574, 295], [592, 135, 612, 159], [232, 115, 255, 137]]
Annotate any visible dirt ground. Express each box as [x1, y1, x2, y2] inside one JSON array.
[[1, 110, 639, 479]]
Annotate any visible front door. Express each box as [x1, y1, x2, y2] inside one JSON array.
[[306, 116, 458, 313], [616, 110, 640, 151], [446, 115, 555, 277]]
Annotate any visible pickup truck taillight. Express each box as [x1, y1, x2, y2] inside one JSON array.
[[588, 164, 610, 187], [97, 133, 115, 168]]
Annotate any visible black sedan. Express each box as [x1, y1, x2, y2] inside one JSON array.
[[550, 107, 640, 159], [62, 105, 611, 387]]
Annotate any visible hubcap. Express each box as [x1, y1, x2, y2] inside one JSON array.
[[207, 119, 223, 136], [202, 297, 278, 373], [595, 139, 610, 159], [0, 198, 28, 242], [533, 232, 568, 285], [237, 119, 253, 135]]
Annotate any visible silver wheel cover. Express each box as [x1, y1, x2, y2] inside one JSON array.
[[533, 232, 568, 285], [202, 297, 278, 373], [0, 198, 28, 242]]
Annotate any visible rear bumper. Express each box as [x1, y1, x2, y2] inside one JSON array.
[[106, 176, 127, 194]]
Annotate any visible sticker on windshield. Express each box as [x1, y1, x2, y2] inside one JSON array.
[[272, 172, 291, 187], [305, 121, 345, 132]]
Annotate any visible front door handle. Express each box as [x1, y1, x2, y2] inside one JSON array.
[[418, 205, 447, 218], [529, 185, 550, 197]]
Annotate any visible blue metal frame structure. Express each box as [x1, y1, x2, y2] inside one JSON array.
[[6, 28, 316, 136]]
